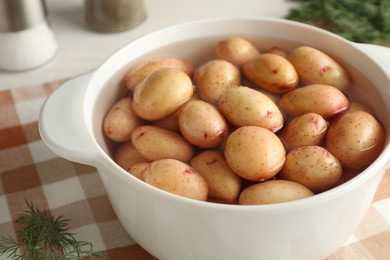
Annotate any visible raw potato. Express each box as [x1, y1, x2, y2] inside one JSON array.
[[224, 126, 286, 181], [131, 125, 195, 162], [326, 111, 385, 170], [288, 46, 350, 91], [218, 86, 284, 132], [103, 97, 143, 142], [281, 113, 328, 150], [153, 108, 181, 132], [243, 53, 299, 93], [255, 87, 280, 104], [104, 36, 386, 206], [132, 68, 194, 121], [124, 57, 194, 91], [153, 92, 201, 132], [345, 101, 372, 114], [128, 162, 150, 180], [279, 146, 343, 193], [215, 37, 260, 66], [267, 47, 287, 58], [279, 84, 349, 118], [190, 150, 241, 203], [114, 142, 148, 171], [238, 180, 314, 205], [194, 59, 241, 105], [178, 100, 228, 148], [143, 159, 208, 201]]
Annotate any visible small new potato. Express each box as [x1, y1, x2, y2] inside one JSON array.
[[131, 125, 195, 162], [153, 92, 201, 132], [279, 84, 349, 118], [143, 159, 208, 201], [124, 57, 194, 91], [132, 68, 194, 121], [267, 46, 287, 58], [326, 111, 385, 171], [279, 146, 343, 193], [178, 100, 228, 148], [215, 37, 260, 67], [288, 46, 350, 91], [254, 87, 280, 104], [281, 113, 328, 150], [344, 101, 372, 114], [190, 150, 241, 203], [224, 126, 286, 181], [238, 180, 314, 205], [103, 97, 143, 142], [243, 53, 299, 93], [194, 59, 241, 105], [114, 141, 148, 171], [218, 86, 284, 132], [153, 108, 181, 132], [128, 162, 150, 180]]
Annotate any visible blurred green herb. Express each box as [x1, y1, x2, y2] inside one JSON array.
[[285, 0, 390, 45], [0, 201, 106, 260]]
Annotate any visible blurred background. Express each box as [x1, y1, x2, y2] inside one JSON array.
[[0, 0, 299, 89]]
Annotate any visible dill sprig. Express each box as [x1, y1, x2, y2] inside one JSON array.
[[0, 201, 106, 260], [285, 0, 390, 45]]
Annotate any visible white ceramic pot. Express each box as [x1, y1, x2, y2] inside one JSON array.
[[39, 17, 390, 260]]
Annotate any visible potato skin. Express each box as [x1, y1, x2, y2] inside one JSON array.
[[267, 46, 287, 58], [215, 37, 259, 67], [194, 59, 241, 105], [242, 53, 299, 93], [178, 100, 228, 148], [287, 46, 350, 91], [238, 180, 314, 205], [132, 68, 194, 121], [279, 146, 342, 193], [224, 126, 286, 181], [218, 86, 284, 132], [190, 150, 241, 203], [103, 97, 143, 142], [344, 101, 372, 114], [131, 125, 194, 162], [326, 111, 385, 171], [281, 113, 328, 150], [143, 159, 208, 201], [114, 141, 148, 171], [128, 162, 150, 180], [153, 108, 181, 133], [153, 92, 201, 132], [124, 57, 194, 91], [279, 84, 349, 118]]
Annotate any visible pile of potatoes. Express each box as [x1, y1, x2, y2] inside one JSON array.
[[103, 37, 385, 205]]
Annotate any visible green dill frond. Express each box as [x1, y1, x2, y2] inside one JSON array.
[[0, 200, 106, 260], [0, 236, 23, 260], [285, 0, 390, 45]]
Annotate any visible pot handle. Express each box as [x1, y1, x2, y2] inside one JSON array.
[[39, 74, 99, 166], [354, 43, 390, 76]]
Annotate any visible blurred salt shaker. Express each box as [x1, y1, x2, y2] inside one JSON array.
[[0, 0, 58, 71], [84, 0, 146, 32]]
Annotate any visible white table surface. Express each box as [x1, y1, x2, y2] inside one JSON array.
[[0, 0, 298, 90]]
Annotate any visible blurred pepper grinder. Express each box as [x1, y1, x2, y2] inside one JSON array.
[[0, 0, 58, 71], [84, 0, 146, 32]]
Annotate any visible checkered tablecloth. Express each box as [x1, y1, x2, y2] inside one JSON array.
[[0, 77, 389, 259]]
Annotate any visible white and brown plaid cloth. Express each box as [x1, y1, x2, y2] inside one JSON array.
[[0, 77, 389, 259]]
